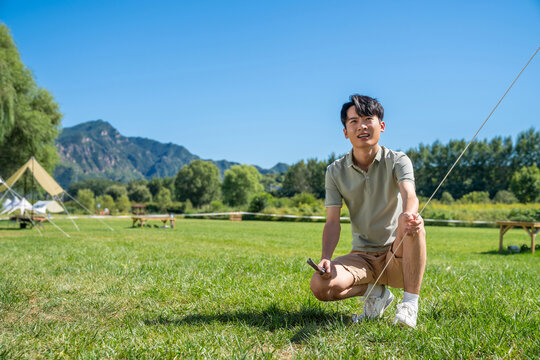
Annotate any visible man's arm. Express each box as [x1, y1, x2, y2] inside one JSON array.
[[398, 181, 423, 237], [318, 206, 341, 279], [399, 180, 419, 214]]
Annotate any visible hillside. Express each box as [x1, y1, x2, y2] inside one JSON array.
[[54, 120, 287, 187]]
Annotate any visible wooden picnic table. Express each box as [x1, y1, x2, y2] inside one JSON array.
[[9, 215, 48, 229], [496, 221, 540, 254], [132, 215, 175, 229]]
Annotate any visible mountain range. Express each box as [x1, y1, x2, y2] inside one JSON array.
[[54, 120, 288, 187]]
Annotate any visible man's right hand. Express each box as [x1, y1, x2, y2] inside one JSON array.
[[318, 258, 332, 279]]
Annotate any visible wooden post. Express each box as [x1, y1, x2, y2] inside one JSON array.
[[497, 221, 540, 254], [499, 224, 504, 253], [523, 225, 538, 255], [499, 225, 512, 253], [532, 229, 536, 255]]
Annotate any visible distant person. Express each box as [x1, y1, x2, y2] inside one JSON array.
[[310, 95, 426, 328]]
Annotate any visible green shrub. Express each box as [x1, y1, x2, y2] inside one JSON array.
[[458, 191, 491, 204], [440, 191, 454, 204], [208, 200, 227, 213], [128, 185, 152, 203], [248, 192, 273, 213], [145, 202, 161, 214], [155, 188, 172, 206], [165, 202, 187, 214], [62, 201, 80, 214], [508, 208, 540, 222], [493, 190, 518, 204], [290, 192, 318, 207], [510, 165, 540, 203], [77, 189, 95, 212], [270, 197, 291, 208], [105, 184, 128, 200], [420, 203, 540, 224], [115, 195, 131, 214]]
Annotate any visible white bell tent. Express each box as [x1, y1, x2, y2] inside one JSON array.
[[0, 157, 113, 234]]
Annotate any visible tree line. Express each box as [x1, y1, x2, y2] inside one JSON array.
[[407, 128, 539, 203], [68, 127, 539, 215], [275, 128, 539, 204], [69, 162, 266, 213]]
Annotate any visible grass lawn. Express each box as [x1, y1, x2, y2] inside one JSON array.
[[0, 218, 538, 359]]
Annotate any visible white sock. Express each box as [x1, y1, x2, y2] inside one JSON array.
[[365, 284, 384, 298], [402, 291, 419, 309]]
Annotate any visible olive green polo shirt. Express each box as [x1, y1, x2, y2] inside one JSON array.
[[325, 146, 415, 252]]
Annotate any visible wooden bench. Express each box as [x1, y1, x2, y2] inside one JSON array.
[[132, 215, 175, 229], [497, 221, 540, 254]]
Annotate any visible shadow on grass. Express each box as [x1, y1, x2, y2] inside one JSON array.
[[0, 227, 28, 231], [478, 249, 537, 256], [145, 303, 348, 343]]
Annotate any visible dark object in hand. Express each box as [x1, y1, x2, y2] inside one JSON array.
[[307, 258, 326, 275]]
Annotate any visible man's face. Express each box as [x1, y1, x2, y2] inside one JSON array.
[[343, 106, 385, 148]]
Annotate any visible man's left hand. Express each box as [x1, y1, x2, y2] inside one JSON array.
[[399, 212, 423, 234]]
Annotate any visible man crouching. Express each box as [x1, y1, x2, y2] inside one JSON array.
[[310, 94, 426, 328]]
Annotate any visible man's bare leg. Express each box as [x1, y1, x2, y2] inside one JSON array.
[[310, 263, 368, 301], [394, 227, 426, 294], [404, 227, 426, 294], [392, 227, 426, 328]]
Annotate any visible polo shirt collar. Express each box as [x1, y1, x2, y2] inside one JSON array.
[[346, 146, 384, 168]]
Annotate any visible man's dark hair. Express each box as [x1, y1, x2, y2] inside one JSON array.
[[340, 95, 384, 127]]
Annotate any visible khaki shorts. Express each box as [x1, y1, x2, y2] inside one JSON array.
[[333, 245, 404, 289]]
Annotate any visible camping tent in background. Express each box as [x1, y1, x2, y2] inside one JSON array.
[[1, 198, 63, 215], [32, 200, 63, 214], [0, 197, 33, 215], [0, 157, 64, 196], [0, 157, 114, 233], [0, 157, 72, 234], [2, 198, 13, 211]]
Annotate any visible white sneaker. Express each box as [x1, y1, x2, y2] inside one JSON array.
[[394, 302, 418, 328], [353, 287, 394, 322]]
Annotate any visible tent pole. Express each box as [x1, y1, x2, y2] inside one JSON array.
[[31, 157, 34, 204]]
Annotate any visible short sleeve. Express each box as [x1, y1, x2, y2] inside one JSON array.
[[325, 167, 342, 207], [394, 153, 415, 184]]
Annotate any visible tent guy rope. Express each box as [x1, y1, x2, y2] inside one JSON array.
[[353, 46, 540, 320], [64, 191, 115, 232], [54, 194, 80, 232]]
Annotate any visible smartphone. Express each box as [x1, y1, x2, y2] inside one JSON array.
[[307, 258, 326, 275]]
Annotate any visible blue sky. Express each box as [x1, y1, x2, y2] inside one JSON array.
[[1, 0, 539, 168]]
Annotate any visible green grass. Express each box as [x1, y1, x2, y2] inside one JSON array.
[[0, 218, 538, 359]]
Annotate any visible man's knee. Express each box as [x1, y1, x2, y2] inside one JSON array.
[[310, 274, 337, 301], [310, 273, 354, 301], [310, 274, 329, 301]]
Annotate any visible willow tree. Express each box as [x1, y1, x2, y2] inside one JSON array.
[[0, 24, 62, 177]]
